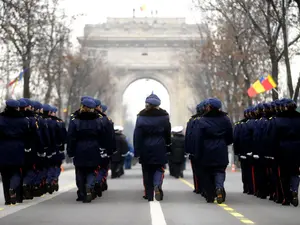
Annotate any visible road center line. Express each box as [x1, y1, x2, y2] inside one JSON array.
[[149, 201, 167, 225], [178, 177, 255, 224]]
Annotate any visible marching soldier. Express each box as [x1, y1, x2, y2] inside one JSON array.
[[0, 100, 31, 205], [134, 93, 171, 202], [193, 98, 233, 204], [169, 126, 185, 178], [67, 98, 113, 203]]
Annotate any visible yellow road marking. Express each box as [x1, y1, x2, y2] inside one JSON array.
[[178, 177, 255, 224], [0, 208, 3, 211]]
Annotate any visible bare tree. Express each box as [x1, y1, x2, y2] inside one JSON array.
[[0, 0, 49, 98]]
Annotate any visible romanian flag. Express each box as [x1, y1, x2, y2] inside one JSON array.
[[7, 69, 26, 87], [140, 4, 146, 11], [247, 75, 277, 97], [260, 75, 277, 91]]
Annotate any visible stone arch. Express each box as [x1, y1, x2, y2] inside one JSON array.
[[110, 70, 187, 127]]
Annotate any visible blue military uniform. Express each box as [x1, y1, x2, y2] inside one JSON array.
[[186, 100, 206, 195], [273, 99, 300, 206], [94, 100, 115, 193], [0, 100, 31, 205], [169, 126, 185, 178], [18, 99, 43, 200], [134, 93, 171, 202], [67, 99, 111, 203], [193, 98, 233, 204]]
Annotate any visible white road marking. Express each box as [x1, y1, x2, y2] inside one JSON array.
[[149, 201, 167, 225], [0, 183, 76, 219]]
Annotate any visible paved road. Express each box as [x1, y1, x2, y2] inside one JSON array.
[[0, 164, 299, 225]]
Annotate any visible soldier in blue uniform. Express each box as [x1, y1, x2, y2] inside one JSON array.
[[46, 106, 67, 193], [185, 100, 206, 195], [94, 99, 115, 193], [67, 98, 111, 203], [0, 100, 31, 205], [134, 93, 171, 201], [272, 99, 300, 207], [18, 98, 42, 200], [31, 101, 50, 197], [111, 126, 128, 178], [193, 98, 233, 204], [169, 126, 185, 178]]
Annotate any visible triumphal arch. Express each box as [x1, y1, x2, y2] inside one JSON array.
[[78, 17, 201, 126]]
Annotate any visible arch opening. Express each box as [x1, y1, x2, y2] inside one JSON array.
[[122, 78, 171, 143]]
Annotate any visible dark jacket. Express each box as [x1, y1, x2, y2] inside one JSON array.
[[67, 111, 108, 167], [194, 110, 233, 167], [111, 132, 128, 162], [49, 116, 67, 163], [133, 107, 171, 165], [273, 110, 300, 165], [170, 133, 185, 163], [0, 108, 31, 166]]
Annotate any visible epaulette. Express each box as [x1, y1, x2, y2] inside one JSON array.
[[72, 118, 75, 120], [71, 114, 74, 116], [269, 117, 273, 120], [35, 121, 39, 129], [234, 122, 240, 125], [259, 118, 262, 120], [98, 114, 103, 118]]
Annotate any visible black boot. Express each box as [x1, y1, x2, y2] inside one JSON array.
[[76, 190, 83, 201], [53, 180, 59, 192], [291, 192, 299, 207], [23, 184, 33, 200], [9, 189, 17, 205], [216, 188, 224, 204], [83, 185, 93, 203], [101, 181, 108, 191], [154, 186, 163, 201], [46, 183, 53, 194], [94, 183, 102, 197]]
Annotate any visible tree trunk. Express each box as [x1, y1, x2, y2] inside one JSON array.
[[282, 0, 294, 98], [293, 75, 300, 102], [270, 47, 279, 100], [23, 63, 31, 98]]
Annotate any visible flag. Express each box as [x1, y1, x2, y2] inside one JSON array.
[[8, 69, 26, 87], [247, 86, 257, 97], [140, 4, 146, 11], [261, 75, 277, 91], [247, 79, 266, 97], [252, 80, 266, 94]]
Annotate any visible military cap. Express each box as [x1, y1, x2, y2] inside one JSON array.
[[257, 103, 264, 110], [82, 99, 96, 108], [196, 100, 206, 111], [114, 125, 124, 131], [50, 106, 57, 113], [280, 98, 295, 106], [207, 98, 222, 109], [6, 99, 20, 108], [33, 101, 42, 110], [42, 104, 51, 112], [18, 99, 28, 107], [22, 98, 32, 106], [102, 104, 108, 112], [171, 126, 184, 133], [145, 93, 161, 106], [94, 99, 101, 107], [81, 96, 93, 101]]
